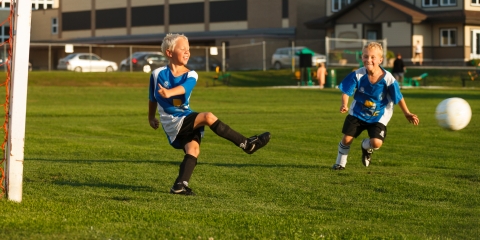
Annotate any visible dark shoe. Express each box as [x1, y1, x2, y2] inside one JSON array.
[[361, 146, 373, 167], [243, 132, 271, 154], [170, 181, 195, 196], [332, 164, 345, 170]]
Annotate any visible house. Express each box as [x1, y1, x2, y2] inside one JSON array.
[[306, 0, 480, 66]]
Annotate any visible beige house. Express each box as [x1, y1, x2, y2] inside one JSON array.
[[306, 0, 480, 66]]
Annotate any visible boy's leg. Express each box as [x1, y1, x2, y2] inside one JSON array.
[[171, 153, 197, 195], [171, 127, 202, 195], [333, 135, 353, 170], [361, 123, 387, 167], [210, 119, 271, 154], [334, 115, 362, 170], [210, 119, 247, 147]]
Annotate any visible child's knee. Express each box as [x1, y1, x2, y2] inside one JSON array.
[[371, 138, 383, 149], [204, 112, 218, 124]]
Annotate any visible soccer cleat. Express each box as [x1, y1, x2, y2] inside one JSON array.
[[170, 181, 195, 196], [361, 146, 373, 167], [243, 132, 271, 154], [332, 164, 345, 170]]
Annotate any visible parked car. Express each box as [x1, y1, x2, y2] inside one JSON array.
[[57, 53, 118, 72], [0, 58, 32, 71], [119, 52, 168, 73], [271, 47, 326, 70], [186, 56, 221, 71]]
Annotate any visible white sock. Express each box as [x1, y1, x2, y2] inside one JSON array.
[[362, 138, 372, 150], [335, 142, 350, 167]]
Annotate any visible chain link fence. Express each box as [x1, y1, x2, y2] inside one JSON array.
[[25, 38, 329, 72]]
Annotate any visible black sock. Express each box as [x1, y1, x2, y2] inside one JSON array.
[[210, 120, 247, 148], [174, 154, 197, 187]]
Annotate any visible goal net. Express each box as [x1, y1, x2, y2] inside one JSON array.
[[325, 37, 388, 67], [1, 0, 32, 202]]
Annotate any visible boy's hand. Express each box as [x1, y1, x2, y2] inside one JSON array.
[[405, 113, 419, 125], [340, 105, 349, 113], [149, 118, 160, 129], [157, 84, 170, 98]]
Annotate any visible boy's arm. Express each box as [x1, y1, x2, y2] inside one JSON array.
[[340, 93, 349, 113], [157, 84, 185, 99], [148, 100, 159, 129], [398, 98, 419, 125]]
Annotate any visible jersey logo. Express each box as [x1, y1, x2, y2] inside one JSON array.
[[173, 99, 182, 107]]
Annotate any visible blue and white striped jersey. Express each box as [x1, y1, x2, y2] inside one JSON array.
[[149, 66, 199, 145], [339, 67, 403, 126]]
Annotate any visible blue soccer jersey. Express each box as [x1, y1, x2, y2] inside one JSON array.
[[149, 66, 200, 145], [339, 67, 403, 126]]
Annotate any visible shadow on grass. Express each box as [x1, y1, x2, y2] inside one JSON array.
[[51, 180, 155, 192], [29, 158, 320, 169]]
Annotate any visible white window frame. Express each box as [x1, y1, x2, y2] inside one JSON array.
[[440, 28, 456, 46], [2, 0, 11, 9], [471, 30, 480, 59], [332, 0, 352, 12], [441, 0, 456, 6], [423, 0, 439, 7], [51, 17, 58, 35], [472, 0, 480, 6]]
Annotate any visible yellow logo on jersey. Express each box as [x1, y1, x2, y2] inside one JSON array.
[[173, 99, 182, 107], [364, 100, 375, 108]]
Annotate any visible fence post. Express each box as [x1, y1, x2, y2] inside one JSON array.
[[263, 41, 266, 71], [291, 41, 295, 73], [205, 47, 209, 72], [222, 42, 226, 73], [129, 46, 132, 72]]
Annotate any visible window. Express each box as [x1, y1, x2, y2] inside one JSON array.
[[39, 4, 44, 9], [51, 17, 58, 34], [1, 26, 10, 44], [440, 28, 456, 46], [472, 0, 480, 5], [332, 0, 352, 12], [441, 0, 456, 5], [423, 0, 439, 7]]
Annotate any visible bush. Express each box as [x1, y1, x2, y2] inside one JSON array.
[[470, 59, 480, 66]]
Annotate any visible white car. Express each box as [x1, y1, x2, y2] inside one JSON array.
[[271, 46, 326, 70], [57, 53, 118, 72]]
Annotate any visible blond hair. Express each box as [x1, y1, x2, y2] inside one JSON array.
[[363, 42, 384, 55], [161, 33, 188, 56]]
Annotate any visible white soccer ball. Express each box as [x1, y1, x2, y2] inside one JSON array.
[[435, 97, 472, 131]]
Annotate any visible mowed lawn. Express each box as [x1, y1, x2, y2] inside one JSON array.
[[0, 71, 479, 239]]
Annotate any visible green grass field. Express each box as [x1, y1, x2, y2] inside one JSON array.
[[0, 71, 479, 239]]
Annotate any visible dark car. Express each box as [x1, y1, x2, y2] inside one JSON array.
[[187, 56, 221, 71], [119, 52, 168, 73]]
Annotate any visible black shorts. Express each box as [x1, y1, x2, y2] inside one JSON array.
[[342, 115, 387, 141], [171, 112, 203, 150]]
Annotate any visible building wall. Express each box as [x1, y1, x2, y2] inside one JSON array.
[[383, 22, 410, 47], [61, 0, 90, 12], [31, 9, 59, 41], [247, 0, 282, 29]]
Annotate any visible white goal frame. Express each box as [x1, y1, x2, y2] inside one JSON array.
[[325, 37, 388, 67], [4, 0, 32, 202]]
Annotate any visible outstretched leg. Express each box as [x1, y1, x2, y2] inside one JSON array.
[[194, 112, 270, 153]]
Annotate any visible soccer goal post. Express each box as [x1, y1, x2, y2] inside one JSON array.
[[2, 0, 32, 203], [325, 37, 388, 67]]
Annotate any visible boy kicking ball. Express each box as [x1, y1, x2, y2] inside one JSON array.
[[332, 42, 419, 170], [148, 33, 270, 195]]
